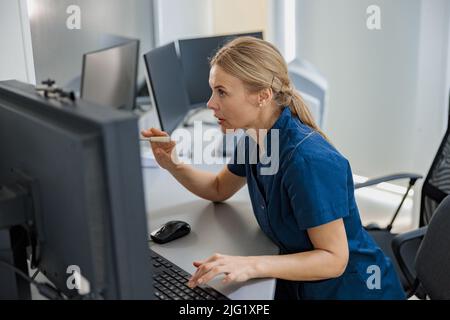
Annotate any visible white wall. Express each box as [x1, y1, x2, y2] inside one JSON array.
[[267, 0, 296, 62], [29, 0, 155, 87], [295, 0, 449, 184], [267, 0, 288, 58], [153, 0, 213, 45], [411, 0, 450, 226], [0, 0, 35, 83], [154, 0, 269, 46], [412, 0, 450, 175], [211, 0, 268, 37]]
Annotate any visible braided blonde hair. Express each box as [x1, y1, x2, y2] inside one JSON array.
[[210, 36, 329, 141]]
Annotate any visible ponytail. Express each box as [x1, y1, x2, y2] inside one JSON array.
[[271, 76, 330, 142]]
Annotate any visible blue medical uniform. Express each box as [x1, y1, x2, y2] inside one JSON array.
[[227, 107, 405, 300]]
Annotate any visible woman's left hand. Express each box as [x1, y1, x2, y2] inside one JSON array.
[[187, 253, 259, 288]]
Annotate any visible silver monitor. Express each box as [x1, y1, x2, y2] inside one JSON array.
[[81, 39, 139, 111]]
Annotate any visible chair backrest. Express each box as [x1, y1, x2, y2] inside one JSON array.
[[420, 93, 450, 226], [299, 92, 321, 127], [288, 58, 328, 129], [415, 195, 450, 299]]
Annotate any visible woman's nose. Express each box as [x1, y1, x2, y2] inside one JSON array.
[[207, 96, 216, 111]]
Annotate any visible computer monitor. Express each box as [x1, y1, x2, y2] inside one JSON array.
[[178, 31, 264, 108], [0, 80, 152, 299], [143, 42, 190, 134], [81, 38, 140, 111]]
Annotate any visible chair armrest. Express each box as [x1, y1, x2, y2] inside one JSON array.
[[392, 227, 428, 288], [357, 173, 423, 230], [355, 173, 423, 189]]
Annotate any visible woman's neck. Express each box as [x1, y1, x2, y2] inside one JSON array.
[[247, 102, 282, 149]]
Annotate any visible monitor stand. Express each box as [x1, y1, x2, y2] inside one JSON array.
[[0, 177, 37, 299]]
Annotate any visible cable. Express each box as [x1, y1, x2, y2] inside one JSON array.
[[0, 260, 36, 285], [31, 269, 40, 281], [0, 260, 65, 300]]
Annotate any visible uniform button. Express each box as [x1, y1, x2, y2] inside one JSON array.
[[261, 204, 265, 210]]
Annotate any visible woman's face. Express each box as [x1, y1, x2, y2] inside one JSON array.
[[207, 65, 259, 132]]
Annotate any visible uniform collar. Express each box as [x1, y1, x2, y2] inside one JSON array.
[[256, 107, 291, 160], [271, 107, 292, 131], [247, 107, 291, 161]]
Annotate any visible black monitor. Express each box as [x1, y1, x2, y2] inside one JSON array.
[[178, 31, 264, 107], [81, 38, 140, 111], [143, 42, 190, 134], [0, 80, 152, 299]]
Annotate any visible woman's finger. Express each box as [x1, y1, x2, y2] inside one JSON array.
[[196, 265, 227, 286], [193, 260, 206, 267], [150, 128, 169, 136], [141, 128, 168, 138], [141, 130, 154, 137], [188, 261, 221, 287]]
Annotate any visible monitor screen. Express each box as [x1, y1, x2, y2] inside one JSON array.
[[178, 31, 264, 107], [143, 42, 190, 134], [0, 80, 152, 299], [81, 39, 139, 111]]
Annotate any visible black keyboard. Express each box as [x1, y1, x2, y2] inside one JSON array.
[[150, 249, 229, 300]]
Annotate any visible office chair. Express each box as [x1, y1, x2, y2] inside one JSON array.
[[354, 92, 450, 296], [288, 58, 328, 129], [299, 92, 321, 127], [392, 195, 450, 299]]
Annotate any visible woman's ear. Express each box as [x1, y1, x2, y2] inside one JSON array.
[[258, 88, 273, 106]]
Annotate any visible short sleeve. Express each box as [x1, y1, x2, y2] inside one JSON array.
[[227, 160, 246, 177], [227, 141, 247, 177], [227, 133, 258, 177], [283, 152, 350, 230]]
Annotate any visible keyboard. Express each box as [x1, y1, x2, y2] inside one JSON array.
[[150, 249, 229, 300]]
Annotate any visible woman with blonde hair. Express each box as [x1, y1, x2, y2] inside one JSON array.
[[142, 36, 405, 299]]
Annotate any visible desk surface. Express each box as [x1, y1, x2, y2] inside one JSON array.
[[142, 164, 279, 300]]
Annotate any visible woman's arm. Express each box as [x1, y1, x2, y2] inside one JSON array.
[[255, 219, 349, 280], [142, 128, 246, 202], [169, 165, 246, 202], [188, 219, 349, 287]]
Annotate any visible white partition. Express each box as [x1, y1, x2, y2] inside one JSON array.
[[0, 0, 35, 84]]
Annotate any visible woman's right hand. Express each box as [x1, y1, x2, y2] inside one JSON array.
[[141, 128, 180, 171]]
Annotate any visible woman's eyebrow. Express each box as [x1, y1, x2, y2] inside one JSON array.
[[208, 81, 228, 90]]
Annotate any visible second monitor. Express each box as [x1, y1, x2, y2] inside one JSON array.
[[81, 38, 140, 111], [178, 31, 264, 109], [143, 42, 190, 134]]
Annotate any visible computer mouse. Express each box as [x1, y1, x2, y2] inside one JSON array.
[[150, 220, 191, 244]]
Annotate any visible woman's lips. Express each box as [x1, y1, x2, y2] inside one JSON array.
[[215, 115, 225, 123]]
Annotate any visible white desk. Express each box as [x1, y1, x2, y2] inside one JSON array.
[[142, 164, 279, 300]]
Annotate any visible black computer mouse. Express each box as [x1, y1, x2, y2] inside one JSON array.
[[150, 220, 191, 244]]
